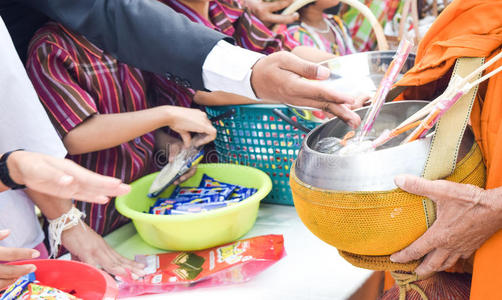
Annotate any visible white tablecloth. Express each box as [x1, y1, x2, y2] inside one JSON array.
[[105, 204, 372, 300]]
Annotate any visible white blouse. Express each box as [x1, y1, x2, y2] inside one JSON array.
[[0, 17, 66, 248]]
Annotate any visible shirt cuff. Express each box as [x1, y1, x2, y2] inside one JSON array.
[[202, 40, 264, 100]]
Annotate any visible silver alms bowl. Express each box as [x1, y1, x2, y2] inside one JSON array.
[[294, 101, 474, 191]]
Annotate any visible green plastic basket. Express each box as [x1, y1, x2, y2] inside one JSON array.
[[206, 104, 318, 205]]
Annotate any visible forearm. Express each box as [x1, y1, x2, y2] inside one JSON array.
[[25, 190, 72, 220], [194, 91, 279, 106], [291, 46, 336, 63], [20, 0, 227, 90], [64, 107, 172, 155]]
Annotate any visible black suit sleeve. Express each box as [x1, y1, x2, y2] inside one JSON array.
[[19, 0, 230, 90]]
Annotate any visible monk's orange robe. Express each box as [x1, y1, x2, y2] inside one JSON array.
[[389, 0, 502, 298]]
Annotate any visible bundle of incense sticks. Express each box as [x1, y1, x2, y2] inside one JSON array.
[[356, 38, 414, 142], [372, 51, 502, 148]]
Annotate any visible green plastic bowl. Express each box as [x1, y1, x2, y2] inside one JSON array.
[[116, 164, 272, 251]]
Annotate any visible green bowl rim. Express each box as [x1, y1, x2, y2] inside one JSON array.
[[115, 164, 273, 222]]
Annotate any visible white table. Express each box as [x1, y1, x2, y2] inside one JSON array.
[[105, 204, 373, 300]]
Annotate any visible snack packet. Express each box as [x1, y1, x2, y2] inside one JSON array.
[[171, 186, 235, 202], [0, 273, 80, 300], [117, 235, 285, 297], [227, 187, 257, 202], [170, 202, 230, 215], [199, 174, 236, 189], [19, 284, 80, 300], [0, 273, 35, 300]]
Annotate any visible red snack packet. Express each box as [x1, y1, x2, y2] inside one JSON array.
[[118, 235, 285, 297]]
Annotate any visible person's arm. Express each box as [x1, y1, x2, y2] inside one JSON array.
[[0, 151, 130, 203], [63, 106, 215, 154], [20, 0, 226, 91], [20, 0, 360, 125], [26, 190, 145, 277], [193, 91, 279, 106]]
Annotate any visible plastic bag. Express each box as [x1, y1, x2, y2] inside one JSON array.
[[117, 235, 285, 297]]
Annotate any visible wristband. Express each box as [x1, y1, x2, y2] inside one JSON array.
[[0, 149, 26, 190]]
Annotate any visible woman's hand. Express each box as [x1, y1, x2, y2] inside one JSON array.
[[0, 230, 40, 289], [163, 107, 217, 147], [61, 222, 145, 279], [154, 131, 197, 185], [5, 151, 130, 203], [390, 174, 502, 278]]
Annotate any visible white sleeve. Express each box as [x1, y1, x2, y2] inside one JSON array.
[[0, 17, 66, 158], [202, 40, 264, 100]]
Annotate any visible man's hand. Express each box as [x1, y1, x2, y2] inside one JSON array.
[[390, 174, 502, 278], [61, 222, 145, 278], [251, 52, 361, 128], [6, 151, 130, 204], [0, 230, 40, 289], [243, 0, 298, 27]]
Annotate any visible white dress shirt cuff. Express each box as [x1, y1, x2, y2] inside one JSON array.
[[202, 40, 264, 100]]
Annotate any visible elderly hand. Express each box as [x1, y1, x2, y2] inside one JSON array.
[[251, 51, 361, 128], [0, 230, 40, 289], [5, 151, 130, 203], [243, 0, 298, 27], [390, 174, 502, 278]]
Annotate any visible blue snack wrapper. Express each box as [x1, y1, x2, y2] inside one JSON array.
[[0, 272, 36, 300], [149, 205, 173, 215], [171, 186, 235, 202], [171, 202, 229, 214], [199, 174, 235, 189], [227, 187, 258, 202]]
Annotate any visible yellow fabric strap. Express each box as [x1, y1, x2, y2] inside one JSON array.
[[421, 57, 484, 227], [391, 272, 428, 300]]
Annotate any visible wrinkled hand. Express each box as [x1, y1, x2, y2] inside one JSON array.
[[0, 230, 39, 289], [243, 0, 298, 27], [251, 51, 361, 128], [164, 106, 217, 147], [390, 174, 502, 278], [6, 151, 130, 204], [61, 222, 145, 278]]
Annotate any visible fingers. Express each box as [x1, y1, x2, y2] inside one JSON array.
[[286, 75, 355, 106], [278, 52, 331, 80], [0, 229, 9, 241], [54, 158, 131, 202], [0, 247, 39, 262], [414, 248, 450, 278], [178, 131, 192, 148], [289, 96, 360, 128], [438, 253, 461, 272], [0, 264, 36, 280], [176, 167, 197, 184], [194, 130, 216, 147], [394, 174, 484, 205], [391, 229, 436, 263]]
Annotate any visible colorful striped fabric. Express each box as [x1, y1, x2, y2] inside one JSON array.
[[26, 23, 159, 236], [152, 0, 299, 110], [287, 15, 356, 56], [342, 0, 401, 51]]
